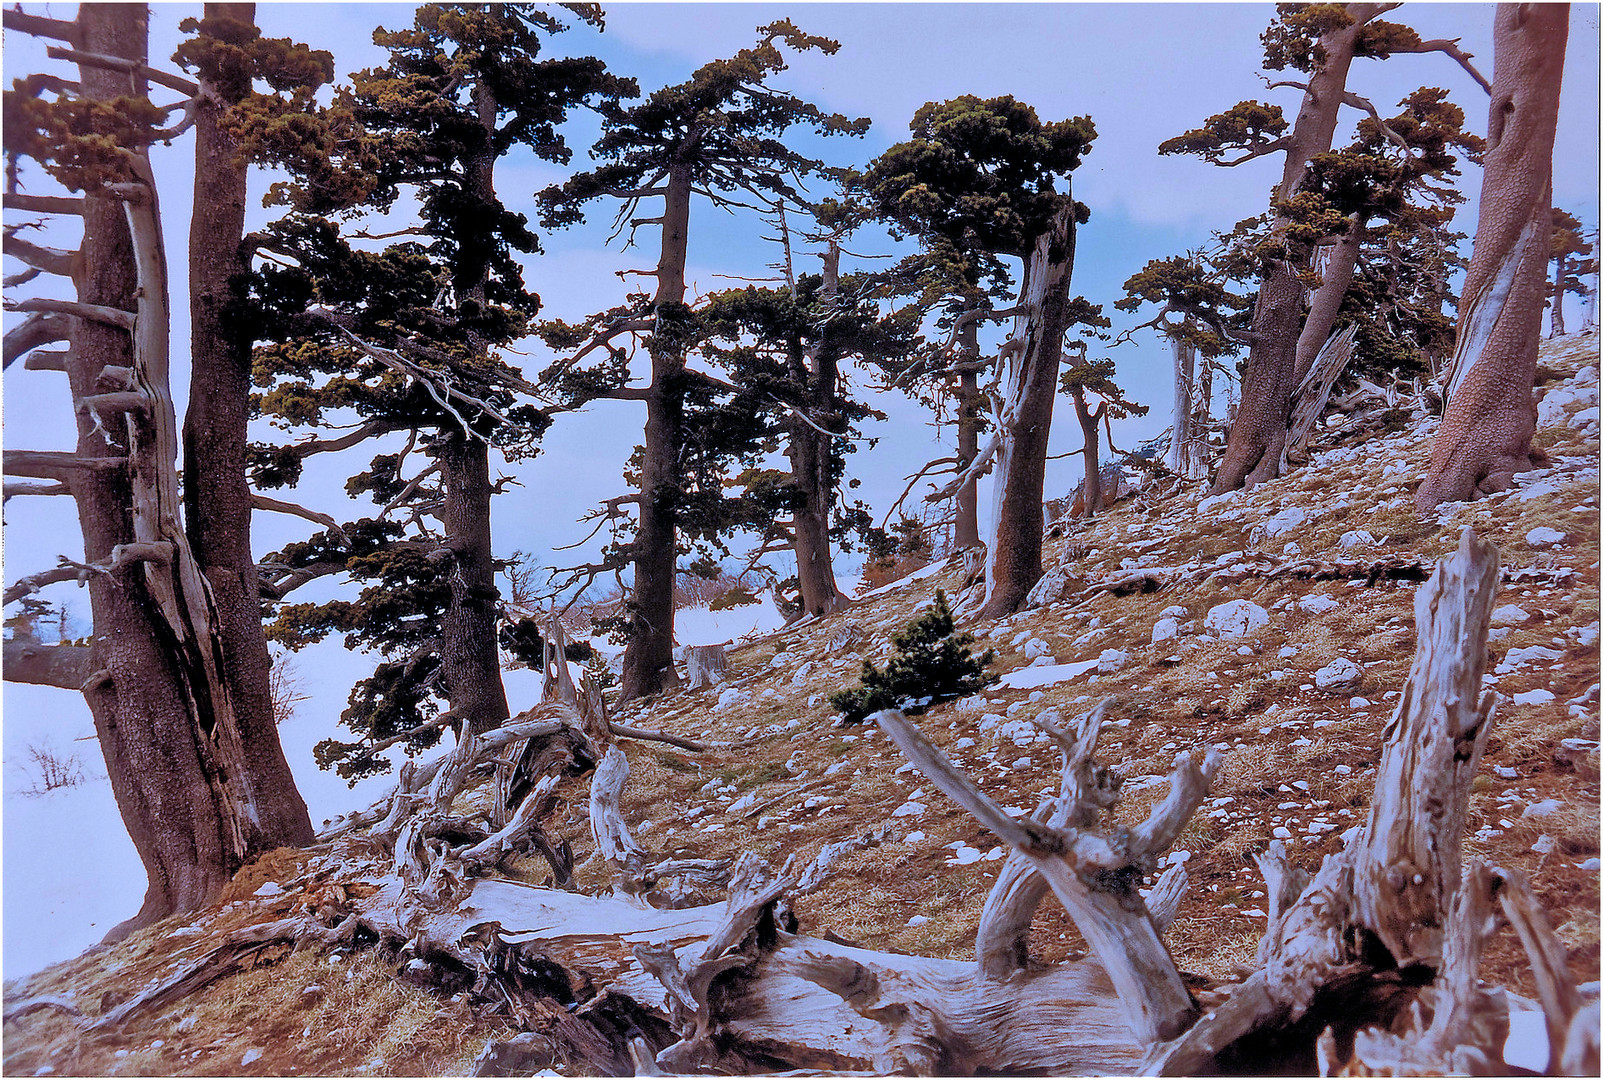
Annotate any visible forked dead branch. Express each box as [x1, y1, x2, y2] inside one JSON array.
[[31, 529, 1591, 1076]]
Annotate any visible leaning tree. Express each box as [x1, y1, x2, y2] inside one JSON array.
[[860, 94, 1099, 618], [2, 3, 318, 931], [535, 22, 867, 701], [1418, 3, 1569, 511], [1163, 2, 1493, 491]]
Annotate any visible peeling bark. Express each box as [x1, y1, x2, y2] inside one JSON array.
[[981, 202, 1077, 620], [1418, 5, 1568, 510]]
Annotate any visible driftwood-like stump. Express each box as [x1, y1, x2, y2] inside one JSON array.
[[70, 533, 1593, 1078], [684, 644, 729, 691]]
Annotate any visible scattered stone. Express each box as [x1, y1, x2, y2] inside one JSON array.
[[1496, 645, 1565, 674], [1490, 604, 1531, 626], [1023, 638, 1053, 659], [1097, 648, 1130, 673], [1338, 530, 1375, 550], [1205, 599, 1269, 638], [790, 661, 815, 686], [1159, 605, 1188, 619], [253, 881, 283, 897], [1262, 505, 1308, 538], [1297, 594, 1339, 615], [891, 801, 925, 818], [1314, 658, 1362, 692], [1151, 617, 1180, 643], [242, 1050, 263, 1067], [1025, 566, 1076, 607], [907, 914, 929, 927], [1522, 799, 1563, 819], [1525, 526, 1566, 548], [1531, 834, 1556, 855], [1512, 689, 1556, 706]]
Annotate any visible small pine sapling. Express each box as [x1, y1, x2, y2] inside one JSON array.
[[829, 590, 996, 724]]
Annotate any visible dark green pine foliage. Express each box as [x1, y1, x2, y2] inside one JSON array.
[[1306, 88, 1483, 381], [534, 23, 868, 700], [697, 217, 919, 615], [829, 590, 996, 725], [855, 96, 1095, 545], [249, 4, 632, 778]]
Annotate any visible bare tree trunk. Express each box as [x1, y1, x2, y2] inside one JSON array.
[[789, 239, 850, 617], [981, 202, 1076, 620], [1292, 218, 1364, 387], [1165, 335, 1197, 476], [1072, 392, 1105, 519], [1213, 16, 1364, 492], [1281, 324, 1358, 470], [620, 163, 694, 702], [953, 322, 983, 550], [1550, 247, 1568, 337], [1418, 3, 1568, 511], [439, 432, 511, 736], [184, 1, 313, 848]]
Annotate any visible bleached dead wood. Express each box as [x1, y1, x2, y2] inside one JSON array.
[[684, 643, 729, 690], [1280, 324, 1357, 471]]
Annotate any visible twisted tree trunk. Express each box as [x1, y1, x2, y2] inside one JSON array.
[[184, 1, 313, 846], [1418, 3, 1568, 511], [953, 323, 984, 550], [1213, 13, 1366, 492], [981, 202, 1077, 620]]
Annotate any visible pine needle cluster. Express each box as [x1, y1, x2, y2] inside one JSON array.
[[829, 590, 997, 724]]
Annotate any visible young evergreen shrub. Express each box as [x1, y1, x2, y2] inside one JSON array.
[[828, 590, 996, 724]]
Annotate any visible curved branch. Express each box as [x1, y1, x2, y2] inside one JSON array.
[[250, 493, 351, 545]]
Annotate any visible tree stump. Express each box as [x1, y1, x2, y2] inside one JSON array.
[[684, 644, 729, 691]]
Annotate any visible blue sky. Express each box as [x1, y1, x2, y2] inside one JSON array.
[[3, 1, 1599, 625]]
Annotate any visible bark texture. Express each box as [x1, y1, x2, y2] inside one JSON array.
[[183, 1, 314, 848], [41, 5, 273, 934], [1418, 3, 1568, 511], [952, 326, 983, 550], [788, 240, 850, 617], [1213, 11, 1368, 492], [619, 163, 694, 702], [439, 431, 511, 736], [980, 203, 1076, 620]]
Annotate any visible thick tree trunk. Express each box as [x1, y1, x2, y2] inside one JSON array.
[[1292, 218, 1364, 387], [981, 202, 1076, 620], [435, 79, 513, 737], [619, 163, 694, 702], [439, 432, 511, 736], [1418, 4, 1567, 511], [57, 4, 251, 935], [953, 323, 983, 550], [184, 1, 313, 848], [1213, 18, 1363, 492], [790, 240, 849, 617]]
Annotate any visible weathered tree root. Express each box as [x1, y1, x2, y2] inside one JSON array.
[[57, 537, 1593, 1077]]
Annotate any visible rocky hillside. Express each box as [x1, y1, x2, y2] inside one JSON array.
[[4, 332, 1598, 1076]]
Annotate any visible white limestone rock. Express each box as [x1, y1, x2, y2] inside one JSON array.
[[1314, 658, 1363, 692], [1205, 599, 1269, 638]]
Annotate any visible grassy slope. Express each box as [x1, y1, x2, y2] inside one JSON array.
[[5, 332, 1598, 1076]]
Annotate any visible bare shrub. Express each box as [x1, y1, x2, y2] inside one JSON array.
[[269, 651, 310, 726], [20, 740, 87, 796]]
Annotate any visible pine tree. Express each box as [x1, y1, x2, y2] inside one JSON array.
[[1162, 3, 1493, 492], [535, 22, 867, 701], [1, 2, 328, 932], [859, 95, 1099, 616], [828, 590, 996, 724], [249, 4, 631, 776]]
